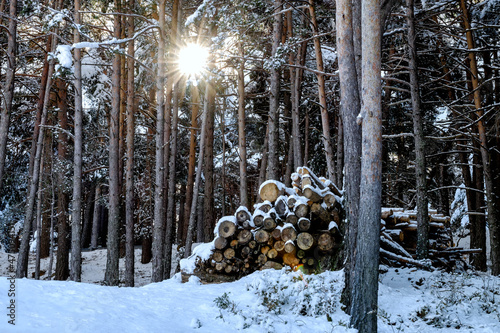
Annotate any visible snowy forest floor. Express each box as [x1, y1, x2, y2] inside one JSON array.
[[1, 248, 499, 333]]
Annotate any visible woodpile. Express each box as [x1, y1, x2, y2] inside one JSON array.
[[190, 167, 468, 280], [193, 167, 344, 278]]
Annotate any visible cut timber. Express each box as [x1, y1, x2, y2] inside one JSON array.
[[297, 232, 315, 250], [263, 217, 277, 230], [224, 248, 235, 260], [261, 261, 283, 270], [286, 213, 298, 226], [267, 248, 278, 259], [218, 220, 236, 238], [294, 203, 309, 218], [238, 229, 252, 244], [274, 240, 285, 252], [241, 220, 252, 230], [224, 265, 233, 274], [255, 202, 272, 213], [287, 196, 298, 209], [241, 246, 251, 257], [230, 239, 239, 248], [298, 217, 311, 231], [253, 213, 264, 228], [257, 253, 268, 265], [380, 248, 433, 270], [275, 196, 288, 217], [261, 245, 271, 255], [318, 233, 334, 252], [324, 193, 338, 209], [271, 228, 281, 240], [213, 251, 224, 262], [248, 240, 257, 249], [284, 240, 295, 253], [303, 185, 323, 203], [311, 203, 330, 225], [259, 181, 283, 203], [255, 229, 270, 243], [281, 225, 297, 242], [301, 175, 313, 189], [235, 208, 251, 226], [297, 249, 306, 258], [214, 236, 227, 250], [215, 262, 226, 271], [283, 251, 299, 267], [381, 208, 393, 219]]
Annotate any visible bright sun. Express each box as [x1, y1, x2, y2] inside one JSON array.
[[178, 43, 209, 77]]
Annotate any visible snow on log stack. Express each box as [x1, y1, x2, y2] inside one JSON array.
[[191, 167, 344, 279], [186, 167, 460, 281]]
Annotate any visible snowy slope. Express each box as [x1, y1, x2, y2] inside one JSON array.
[[1, 249, 499, 333]]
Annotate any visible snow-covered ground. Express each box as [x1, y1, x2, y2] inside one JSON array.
[[0, 249, 499, 333]]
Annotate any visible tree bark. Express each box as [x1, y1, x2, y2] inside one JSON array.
[[350, 0, 381, 331], [151, 0, 167, 283], [406, 0, 429, 259], [237, 43, 249, 207], [124, 0, 136, 287], [104, 1, 122, 286], [0, 0, 17, 191], [183, 87, 199, 245], [266, 0, 283, 181], [308, 0, 336, 183], [70, 0, 84, 282], [336, 0, 361, 312]]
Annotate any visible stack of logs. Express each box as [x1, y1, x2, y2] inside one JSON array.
[[380, 208, 479, 269], [194, 167, 344, 278], [191, 167, 465, 279]]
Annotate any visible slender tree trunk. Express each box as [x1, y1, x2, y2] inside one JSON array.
[[460, 0, 500, 275], [267, 0, 283, 181], [70, 0, 84, 282], [0, 0, 16, 191], [183, 87, 199, 245], [124, 0, 136, 287], [308, 0, 336, 183], [151, 0, 167, 282], [336, 0, 362, 311], [16, 38, 57, 278], [164, 83, 180, 280], [90, 184, 101, 250], [104, 1, 122, 286], [350, 0, 381, 330], [185, 84, 211, 258], [237, 43, 249, 207], [35, 154, 45, 280], [55, 80, 70, 281], [203, 81, 216, 243], [406, 0, 429, 259]]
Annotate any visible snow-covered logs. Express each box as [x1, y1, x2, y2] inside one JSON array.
[[192, 167, 345, 278]]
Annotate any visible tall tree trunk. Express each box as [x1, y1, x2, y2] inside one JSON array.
[[90, 184, 101, 250], [203, 81, 216, 243], [0, 0, 16, 191], [105, 1, 122, 286], [185, 84, 212, 258], [124, 0, 136, 287], [70, 0, 84, 282], [267, 0, 283, 181], [460, 0, 500, 275], [163, 0, 181, 280], [308, 0, 336, 183], [350, 0, 381, 330], [151, 0, 167, 282], [406, 0, 429, 259], [336, 0, 361, 311], [55, 80, 70, 281], [34, 154, 45, 280], [237, 43, 249, 207], [16, 38, 57, 278], [183, 87, 199, 245]]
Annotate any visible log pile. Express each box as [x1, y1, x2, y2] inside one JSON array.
[[189, 167, 467, 280], [193, 167, 345, 278]]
